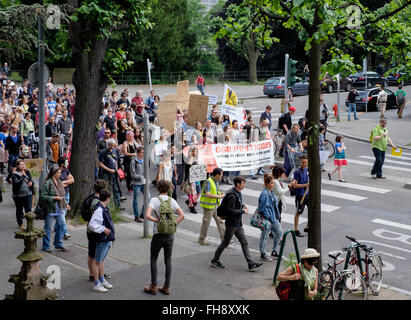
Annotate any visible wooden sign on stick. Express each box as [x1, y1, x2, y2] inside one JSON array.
[[187, 94, 209, 127], [157, 95, 178, 133], [177, 80, 190, 110]]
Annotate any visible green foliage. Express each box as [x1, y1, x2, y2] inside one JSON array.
[[321, 48, 360, 78]]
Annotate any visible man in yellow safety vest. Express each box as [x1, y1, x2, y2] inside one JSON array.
[[197, 168, 225, 246]]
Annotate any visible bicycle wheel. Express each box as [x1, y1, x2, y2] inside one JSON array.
[[332, 270, 367, 300], [317, 270, 334, 300], [368, 254, 383, 295], [327, 114, 337, 127], [324, 139, 335, 158]]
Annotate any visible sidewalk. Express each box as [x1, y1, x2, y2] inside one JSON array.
[[327, 102, 411, 150], [1, 181, 410, 301]]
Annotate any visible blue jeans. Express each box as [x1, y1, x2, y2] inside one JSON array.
[[371, 148, 385, 178], [348, 103, 358, 120], [43, 213, 65, 250], [132, 185, 150, 218], [197, 85, 205, 95], [6, 153, 19, 181], [259, 219, 283, 255], [55, 193, 69, 235], [95, 241, 112, 263]]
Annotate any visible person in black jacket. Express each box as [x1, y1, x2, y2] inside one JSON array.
[[12, 159, 34, 229], [5, 124, 22, 183], [211, 176, 263, 272]]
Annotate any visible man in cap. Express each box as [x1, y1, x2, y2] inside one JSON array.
[[277, 106, 296, 157], [370, 117, 397, 179]]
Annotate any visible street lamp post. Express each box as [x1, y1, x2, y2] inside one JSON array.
[[38, 16, 46, 187], [336, 74, 341, 121], [143, 110, 150, 237]]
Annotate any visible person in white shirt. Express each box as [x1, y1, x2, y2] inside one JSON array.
[[377, 86, 388, 118], [143, 180, 185, 295]]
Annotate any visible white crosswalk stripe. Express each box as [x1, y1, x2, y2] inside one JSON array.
[[349, 159, 411, 173], [321, 179, 391, 194], [219, 184, 341, 213], [386, 154, 411, 161], [359, 156, 411, 167]]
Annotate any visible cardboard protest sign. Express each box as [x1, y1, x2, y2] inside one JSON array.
[[187, 94, 209, 127], [189, 164, 207, 183], [157, 95, 178, 133], [177, 80, 190, 110]]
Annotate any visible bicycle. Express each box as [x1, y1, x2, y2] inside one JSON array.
[[331, 236, 383, 300], [326, 110, 337, 127], [323, 139, 335, 158]]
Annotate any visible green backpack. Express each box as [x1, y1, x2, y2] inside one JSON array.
[[157, 196, 177, 235]]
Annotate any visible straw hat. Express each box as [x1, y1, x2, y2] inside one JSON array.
[[118, 104, 126, 110], [301, 248, 320, 259]]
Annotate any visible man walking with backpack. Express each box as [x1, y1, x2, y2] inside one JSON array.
[[396, 84, 406, 118], [211, 176, 263, 272], [144, 180, 185, 295]]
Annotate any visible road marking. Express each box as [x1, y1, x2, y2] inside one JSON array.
[[386, 154, 411, 161], [321, 189, 367, 201], [219, 184, 340, 213], [372, 219, 411, 232], [321, 179, 391, 194], [349, 159, 411, 173], [357, 240, 411, 254], [378, 251, 406, 261], [179, 196, 307, 226], [359, 156, 411, 167], [358, 173, 411, 184]]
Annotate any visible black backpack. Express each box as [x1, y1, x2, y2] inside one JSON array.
[[80, 194, 98, 221], [216, 194, 228, 220]]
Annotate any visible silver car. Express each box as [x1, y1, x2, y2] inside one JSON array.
[[263, 76, 309, 98]]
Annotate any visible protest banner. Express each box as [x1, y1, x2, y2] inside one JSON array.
[[187, 94, 209, 127], [182, 140, 274, 172], [220, 84, 246, 127], [177, 80, 190, 110], [211, 140, 274, 171], [189, 164, 207, 183]]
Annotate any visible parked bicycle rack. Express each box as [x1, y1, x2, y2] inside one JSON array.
[[273, 229, 301, 284]]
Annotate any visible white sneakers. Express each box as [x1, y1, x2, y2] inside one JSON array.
[[92, 280, 113, 293]]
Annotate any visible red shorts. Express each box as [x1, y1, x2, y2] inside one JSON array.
[[334, 159, 348, 166]]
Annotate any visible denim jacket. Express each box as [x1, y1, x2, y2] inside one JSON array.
[[257, 188, 280, 223]]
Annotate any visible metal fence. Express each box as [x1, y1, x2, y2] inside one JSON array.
[[9, 69, 285, 85]]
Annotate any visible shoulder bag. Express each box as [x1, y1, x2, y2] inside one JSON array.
[[276, 264, 305, 300], [250, 211, 270, 231]]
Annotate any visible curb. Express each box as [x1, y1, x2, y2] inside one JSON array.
[[327, 128, 411, 151], [404, 182, 411, 190]]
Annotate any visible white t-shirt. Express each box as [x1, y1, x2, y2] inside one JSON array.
[[148, 195, 181, 235], [378, 90, 387, 103]]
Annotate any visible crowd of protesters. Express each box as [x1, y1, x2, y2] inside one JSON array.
[[1, 67, 324, 298]]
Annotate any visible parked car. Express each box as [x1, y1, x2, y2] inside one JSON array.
[[386, 71, 407, 85], [263, 76, 309, 98], [350, 71, 388, 88], [320, 73, 353, 93], [344, 87, 397, 111]]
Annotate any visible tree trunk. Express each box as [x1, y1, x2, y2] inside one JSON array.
[[248, 48, 258, 84], [67, 18, 109, 217], [307, 40, 324, 269]]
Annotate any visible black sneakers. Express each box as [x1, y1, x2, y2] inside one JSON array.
[[211, 259, 225, 269], [248, 261, 263, 272], [271, 251, 279, 257], [295, 230, 304, 237]]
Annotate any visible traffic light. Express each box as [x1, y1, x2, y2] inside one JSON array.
[[287, 59, 297, 87]]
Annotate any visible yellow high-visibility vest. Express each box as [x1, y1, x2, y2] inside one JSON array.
[[200, 177, 220, 209]]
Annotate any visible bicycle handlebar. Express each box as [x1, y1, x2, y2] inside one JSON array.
[[345, 236, 373, 253]]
